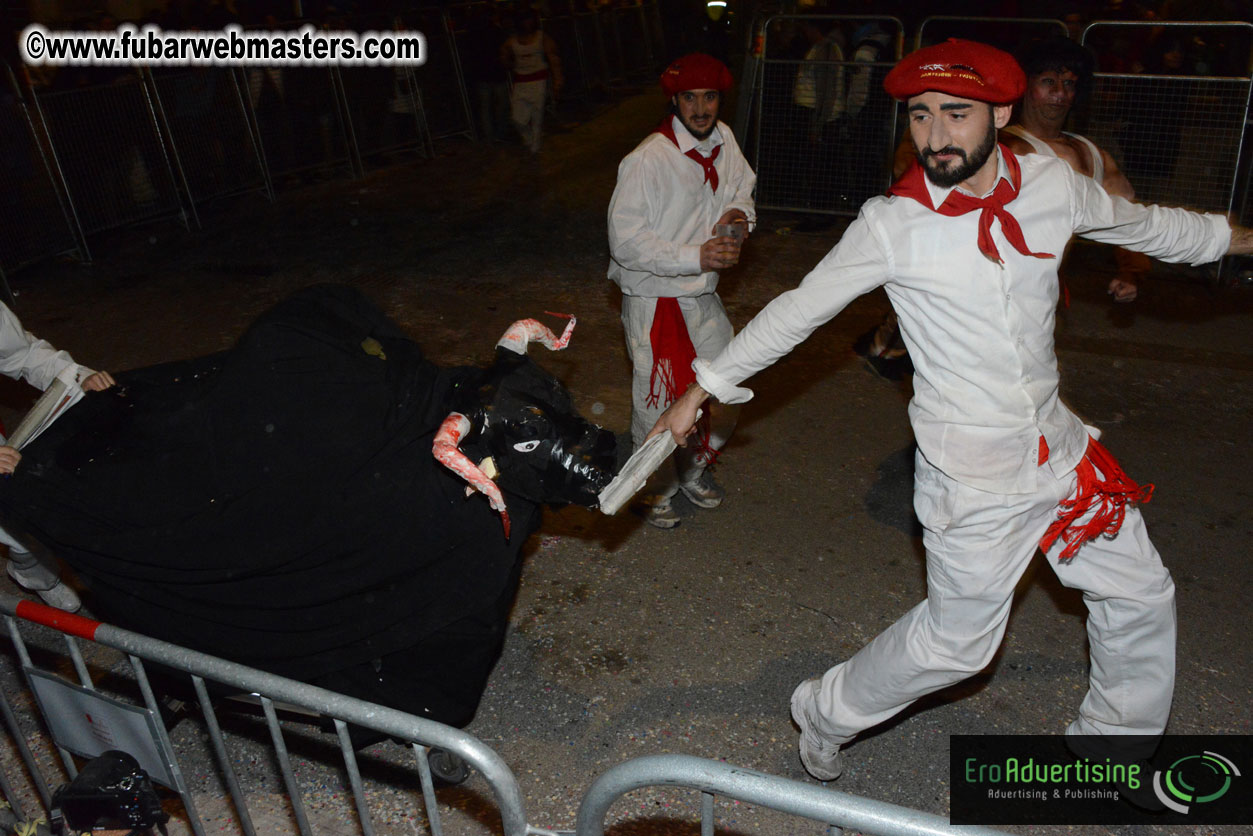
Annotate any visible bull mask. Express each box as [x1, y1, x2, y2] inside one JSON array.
[[432, 315, 617, 538]]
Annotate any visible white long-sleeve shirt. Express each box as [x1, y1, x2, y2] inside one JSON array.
[[695, 150, 1230, 494], [607, 117, 756, 299], [0, 303, 91, 393]]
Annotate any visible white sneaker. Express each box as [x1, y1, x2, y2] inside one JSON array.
[[7, 562, 82, 613], [680, 471, 725, 509], [790, 678, 843, 781], [636, 495, 680, 529]]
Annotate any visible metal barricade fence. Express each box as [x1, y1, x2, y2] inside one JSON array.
[[336, 66, 433, 162], [645, 3, 667, 67], [242, 64, 354, 180], [0, 593, 1019, 836], [30, 74, 186, 237], [574, 754, 1012, 836], [1080, 21, 1253, 215], [753, 16, 903, 216], [574, 13, 611, 96], [600, 9, 627, 87], [914, 16, 1069, 52], [411, 6, 475, 141], [0, 592, 529, 836], [146, 68, 271, 210], [544, 15, 591, 105], [611, 5, 656, 83], [0, 69, 84, 286]]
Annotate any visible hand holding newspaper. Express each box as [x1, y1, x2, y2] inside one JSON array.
[[4, 366, 84, 450], [597, 409, 701, 516]]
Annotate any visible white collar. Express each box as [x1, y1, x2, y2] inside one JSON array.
[[923, 146, 1012, 207], [671, 115, 723, 155]]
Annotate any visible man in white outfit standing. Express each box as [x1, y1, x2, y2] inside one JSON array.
[[501, 8, 562, 154], [608, 53, 755, 529]]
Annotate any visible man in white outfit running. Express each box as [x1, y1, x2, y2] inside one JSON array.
[[649, 38, 1253, 800]]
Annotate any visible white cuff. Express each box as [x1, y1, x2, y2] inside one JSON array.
[[693, 358, 753, 405], [679, 244, 703, 275]]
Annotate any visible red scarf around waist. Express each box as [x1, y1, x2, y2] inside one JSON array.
[[889, 146, 1054, 266], [1038, 435, 1154, 563], [655, 117, 721, 193], [646, 297, 715, 463]]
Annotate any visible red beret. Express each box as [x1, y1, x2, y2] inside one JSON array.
[[884, 39, 1025, 104], [660, 53, 733, 97]]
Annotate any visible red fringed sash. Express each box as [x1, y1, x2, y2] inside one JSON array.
[[646, 297, 716, 463], [1039, 435, 1154, 563]]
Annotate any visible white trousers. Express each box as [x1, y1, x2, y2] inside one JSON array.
[[510, 80, 546, 153], [805, 446, 1176, 745], [621, 293, 739, 497]]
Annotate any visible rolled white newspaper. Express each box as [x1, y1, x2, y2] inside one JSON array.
[[4, 366, 83, 450], [597, 408, 700, 516]]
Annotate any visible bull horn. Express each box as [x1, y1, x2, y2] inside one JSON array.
[[496, 312, 576, 355], [432, 412, 512, 540]]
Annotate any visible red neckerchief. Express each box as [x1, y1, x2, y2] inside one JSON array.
[[889, 146, 1054, 265], [655, 117, 721, 193]]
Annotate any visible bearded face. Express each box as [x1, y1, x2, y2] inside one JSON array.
[[907, 93, 1005, 189]]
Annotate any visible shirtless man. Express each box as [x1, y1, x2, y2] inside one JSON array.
[[1002, 36, 1149, 301]]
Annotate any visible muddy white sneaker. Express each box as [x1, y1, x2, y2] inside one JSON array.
[[790, 678, 843, 781], [7, 562, 82, 613], [635, 495, 680, 529], [680, 471, 724, 509]]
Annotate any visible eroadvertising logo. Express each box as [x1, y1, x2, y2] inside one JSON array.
[[949, 735, 1250, 825], [1153, 750, 1241, 814]]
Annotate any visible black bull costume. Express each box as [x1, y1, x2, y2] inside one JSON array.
[[0, 285, 618, 728]]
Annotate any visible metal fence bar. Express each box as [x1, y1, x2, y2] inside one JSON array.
[[191, 674, 259, 836], [574, 754, 1012, 836], [62, 634, 91, 688], [0, 737, 25, 819], [262, 696, 315, 836], [0, 671, 51, 811], [413, 6, 476, 141], [230, 67, 275, 201], [329, 65, 366, 178], [141, 68, 201, 229], [129, 654, 209, 836], [412, 744, 446, 836], [335, 719, 376, 836]]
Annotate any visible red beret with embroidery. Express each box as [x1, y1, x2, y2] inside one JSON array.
[[660, 53, 734, 96], [884, 39, 1025, 104]]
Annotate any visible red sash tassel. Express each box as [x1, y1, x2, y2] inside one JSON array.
[[1039, 436, 1154, 563], [646, 297, 716, 464]]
